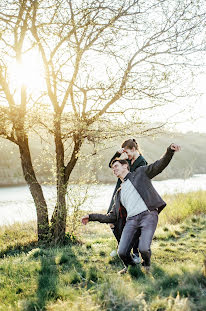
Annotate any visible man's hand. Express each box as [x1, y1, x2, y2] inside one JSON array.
[[170, 143, 181, 152], [81, 215, 89, 225]]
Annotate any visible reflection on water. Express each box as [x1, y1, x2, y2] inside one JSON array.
[[0, 174, 206, 226]]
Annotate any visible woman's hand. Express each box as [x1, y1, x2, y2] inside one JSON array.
[[117, 148, 125, 154], [117, 148, 128, 159]]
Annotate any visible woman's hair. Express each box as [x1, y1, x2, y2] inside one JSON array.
[[121, 139, 142, 154]]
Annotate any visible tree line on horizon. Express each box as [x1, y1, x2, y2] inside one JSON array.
[[0, 131, 205, 186]]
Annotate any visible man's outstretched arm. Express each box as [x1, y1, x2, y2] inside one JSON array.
[[144, 143, 180, 179], [82, 209, 117, 225]]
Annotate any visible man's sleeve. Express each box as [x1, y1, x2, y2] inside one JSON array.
[[89, 209, 117, 223], [144, 145, 175, 179]]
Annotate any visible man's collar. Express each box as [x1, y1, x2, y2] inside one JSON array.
[[123, 172, 131, 182]]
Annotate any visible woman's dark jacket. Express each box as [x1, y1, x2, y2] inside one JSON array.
[[89, 146, 175, 242]]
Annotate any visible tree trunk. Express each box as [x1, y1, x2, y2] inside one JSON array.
[[19, 140, 49, 242], [50, 115, 67, 243], [50, 132, 83, 243], [50, 183, 67, 244]]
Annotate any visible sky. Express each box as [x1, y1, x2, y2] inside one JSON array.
[[7, 49, 206, 135], [1, 0, 206, 137], [176, 74, 206, 133]]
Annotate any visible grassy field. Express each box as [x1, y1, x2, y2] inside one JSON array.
[[0, 191, 206, 311]]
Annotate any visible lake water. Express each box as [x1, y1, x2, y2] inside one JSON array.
[[0, 174, 206, 226]]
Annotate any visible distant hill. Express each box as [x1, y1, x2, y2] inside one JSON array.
[[0, 131, 205, 185], [90, 131, 206, 183]]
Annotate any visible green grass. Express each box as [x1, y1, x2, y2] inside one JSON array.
[[160, 190, 206, 225], [0, 191, 206, 310]]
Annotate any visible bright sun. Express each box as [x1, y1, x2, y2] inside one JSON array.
[[9, 50, 45, 96]]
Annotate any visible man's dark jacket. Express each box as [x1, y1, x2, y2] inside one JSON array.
[[107, 153, 147, 242], [89, 145, 175, 241], [107, 154, 147, 213]]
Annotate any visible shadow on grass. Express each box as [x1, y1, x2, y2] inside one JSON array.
[[0, 237, 104, 310], [24, 242, 85, 311], [0, 240, 38, 258], [25, 251, 58, 311], [130, 263, 206, 309], [95, 263, 206, 311]]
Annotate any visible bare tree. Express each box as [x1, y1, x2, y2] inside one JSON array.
[[0, 0, 50, 241], [0, 0, 205, 243]]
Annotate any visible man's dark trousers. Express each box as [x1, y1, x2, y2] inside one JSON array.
[[118, 210, 158, 267]]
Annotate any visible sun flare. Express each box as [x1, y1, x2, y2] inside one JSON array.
[[9, 50, 45, 94]]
